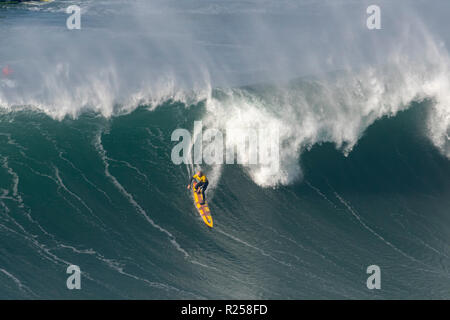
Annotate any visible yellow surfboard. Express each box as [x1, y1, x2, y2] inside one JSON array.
[[192, 181, 213, 228]]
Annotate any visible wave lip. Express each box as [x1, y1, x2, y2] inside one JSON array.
[[200, 59, 450, 187]]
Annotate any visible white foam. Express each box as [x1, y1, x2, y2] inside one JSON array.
[[1, 0, 449, 188], [201, 50, 450, 187]]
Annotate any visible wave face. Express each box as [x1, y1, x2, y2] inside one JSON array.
[[0, 0, 449, 298], [0, 101, 449, 299]]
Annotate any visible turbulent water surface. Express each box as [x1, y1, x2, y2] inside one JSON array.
[[0, 0, 449, 299]]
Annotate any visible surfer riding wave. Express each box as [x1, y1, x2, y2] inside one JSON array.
[[187, 170, 209, 205]]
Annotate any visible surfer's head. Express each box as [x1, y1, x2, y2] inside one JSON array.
[[197, 170, 204, 177]]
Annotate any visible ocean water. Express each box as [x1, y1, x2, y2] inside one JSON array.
[[0, 0, 449, 299]]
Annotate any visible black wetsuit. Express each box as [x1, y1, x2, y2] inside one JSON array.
[[190, 175, 208, 204]]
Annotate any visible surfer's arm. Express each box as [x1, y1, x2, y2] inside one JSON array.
[[187, 175, 195, 189]]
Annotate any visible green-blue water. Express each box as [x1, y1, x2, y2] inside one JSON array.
[[0, 100, 448, 299]]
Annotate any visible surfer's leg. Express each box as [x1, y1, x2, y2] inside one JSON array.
[[200, 181, 208, 204], [196, 181, 205, 194], [200, 189, 206, 204]]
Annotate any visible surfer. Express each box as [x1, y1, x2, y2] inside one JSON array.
[[187, 170, 209, 205]]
